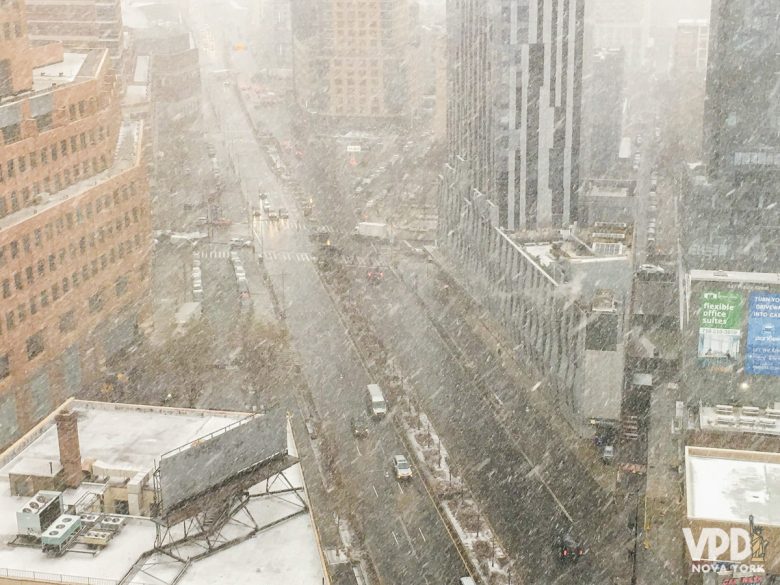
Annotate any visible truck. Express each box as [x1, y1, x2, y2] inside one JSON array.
[[353, 222, 390, 240]]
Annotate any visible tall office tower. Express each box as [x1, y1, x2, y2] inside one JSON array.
[[445, 0, 584, 231], [704, 0, 779, 178], [290, 0, 419, 127], [0, 5, 151, 448], [257, 0, 293, 75], [679, 0, 779, 271], [661, 20, 708, 162], [672, 19, 708, 75], [24, 0, 124, 72], [587, 0, 645, 71], [584, 48, 624, 178]]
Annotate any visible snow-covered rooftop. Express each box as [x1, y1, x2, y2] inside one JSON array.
[[0, 401, 325, 585], [32, 53, 88, 91], [685, 446, 780, 527]]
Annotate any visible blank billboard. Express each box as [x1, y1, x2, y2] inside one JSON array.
[[158, 412, 287, 514]]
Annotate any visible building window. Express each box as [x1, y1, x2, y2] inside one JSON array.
[[26, 332, 44, 360], [29, 297, 37, 315], [59, 310, 75, 333], [2, 124, 20, 144], [40, 290, 48, 307], [0, 353, 8, 379], [88, 291, 104, 313], [1, 279, 9, 298], [25, 266, 33, 285], [35, 113, 52, 132], [6, 312, 14, 330], [61, 277, 69, 294], [13, 272, 22, 290], [115, 275, 128, 296]]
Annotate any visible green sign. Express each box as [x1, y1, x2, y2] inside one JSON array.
[[698, 291, 744, 366], [700, 291, 743, 329]]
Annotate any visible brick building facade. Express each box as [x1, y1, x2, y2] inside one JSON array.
[[0, 12, 151, 448]]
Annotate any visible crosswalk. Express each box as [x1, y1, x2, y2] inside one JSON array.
[[195, 246, 385, 267]]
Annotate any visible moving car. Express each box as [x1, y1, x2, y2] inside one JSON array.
[[367, 268, 384, 284], [392, 455, 412, 480], [558, 534, 586, 562], [350, 416, 369, 439]]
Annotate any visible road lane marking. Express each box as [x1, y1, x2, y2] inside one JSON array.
[[398, 519, 418, 558], [372, 485, 378, 498], [355, 442, 362, 456], [418, 527, 426, 542], [397, 482, 404, 494], [392, 531, 400, 546]]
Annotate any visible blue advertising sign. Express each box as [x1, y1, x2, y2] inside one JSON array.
[[745, 292, 780, 376]]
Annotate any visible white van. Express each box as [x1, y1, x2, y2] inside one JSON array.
[[367, 384, 387, 419], [460, 578, 476, 585]]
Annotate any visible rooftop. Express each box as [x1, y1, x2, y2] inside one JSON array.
[[689, 269, 780, 287], [510, 226, 634, 304], [685, 445, 780, 527], [0, 400, 325, 585], [31, 53, 89, 91]]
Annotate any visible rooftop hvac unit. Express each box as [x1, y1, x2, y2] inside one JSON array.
[[80, 514, 100, 525], [98, 516, 125, 531], [79, 530, 113, 547], [16, 491, 64, 537], [41, 515, 82, 548]]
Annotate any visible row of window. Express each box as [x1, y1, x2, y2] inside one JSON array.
[[1, 20, 22, 43], [0, 238, 139, 338], [0, 124, 108, 184], [0, 274, 129, 383], [0, 180, 141, 266], [1, 208, 144, 300], [0, 156, 111, 217]]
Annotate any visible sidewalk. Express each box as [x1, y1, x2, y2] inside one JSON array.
[[637, 382, 686, 585], [395, 247, 620, 494]]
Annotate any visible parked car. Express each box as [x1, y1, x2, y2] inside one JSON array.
[[279, 208, 289, 219], [268, 210, 280, 220], [350, 416, 369, 439], [230, 238, 252, 248], [392, 455, 412, 480]]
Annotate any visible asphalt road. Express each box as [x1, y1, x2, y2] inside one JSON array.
[[185, 2, 470, 583]]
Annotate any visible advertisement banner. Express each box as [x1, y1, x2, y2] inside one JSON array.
[[745, 292, 780, 376], [698, 291, 743, 369]]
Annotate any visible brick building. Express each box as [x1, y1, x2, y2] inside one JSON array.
[[0, 14, 151, 448], [291, 0, 420, 127]]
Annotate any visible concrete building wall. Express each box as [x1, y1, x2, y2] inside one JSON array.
[[438, 163, 625, 433], [0, 0, 33, 97]]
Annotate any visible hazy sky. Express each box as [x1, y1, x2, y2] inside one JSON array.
[[650, 0, 711, 26]]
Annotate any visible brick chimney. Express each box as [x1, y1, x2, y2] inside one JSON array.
[[55, 410, 82, 488]]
